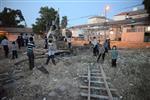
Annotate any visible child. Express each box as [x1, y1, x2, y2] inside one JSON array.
[[111, 45, 118, 67], [97, 44, 105, 62], [67, 36, 72, 49], [27, 37, 35, 70], [11, 41, 18, 59], [45, 40, 56, 65], [1, 37, 9, 58], [104, 39, 109, 53], [91, 37, 99, 56], [44, 36, 48, 49]]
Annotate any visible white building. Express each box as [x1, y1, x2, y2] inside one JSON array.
[[88, 16, 106, 24], [113, 9, 149, 21]]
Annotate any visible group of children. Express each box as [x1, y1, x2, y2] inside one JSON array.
[[1, 34, 30, 59], [1, 37, 18, 59], [91, 37, 118, 67], [1, 35, 118, 71]]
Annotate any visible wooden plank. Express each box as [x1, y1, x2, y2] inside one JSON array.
[[80, 85, 117, 91], [88, 65, 91, 100], [100, 65, 114, 100], [91, 73, 102, 75], [81, 93, 109, 99], [84, 80, 111, 85], [79, 75, 110, 79]]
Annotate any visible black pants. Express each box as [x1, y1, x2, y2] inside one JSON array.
[[105, 48, 108, 53], [27, 52, 34, 70], [46, 55, 56, 65], [68, 43, 71, 49], [12, 50, 18, 59], [93, 46, 99, 56], [97, 53, 105, 62], [25, 39, 28, 46], [18, 43, 21, 49], [112, 59, 117, 67], [3, 45, 9, 58]]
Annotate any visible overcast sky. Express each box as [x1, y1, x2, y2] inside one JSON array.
[[0, 0, 143, 27]]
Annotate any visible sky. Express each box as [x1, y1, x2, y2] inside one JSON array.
[[0, 0, 144, 27]]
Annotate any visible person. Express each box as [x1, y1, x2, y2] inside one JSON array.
[[111, 45, 118, 67], [24, 34, 29, 46], [27, 37, 35, 70], [1, 37, 9, 58], [104, 39, 109, 53], [97, 44, 105, 62], [20, 34, 24, 47], [67, 36, 72, 49], [45, 40, 56, 65], [91, 37, 99, 56], [16, 36, 22, 49], [11, 41, 18, 59], [44, 36, 48, 49], [107, 39, 111, 50]]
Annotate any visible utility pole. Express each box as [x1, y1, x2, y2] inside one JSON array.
[[47, 8, 59, 39], [104, 5, 110, 40]]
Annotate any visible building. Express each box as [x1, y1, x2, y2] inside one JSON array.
[[88, 16, 106, 24], [113, 9, 149, 21], [0, 27, 33, 41]]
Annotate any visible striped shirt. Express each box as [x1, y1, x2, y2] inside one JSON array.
[[27, 42, 35, 53]]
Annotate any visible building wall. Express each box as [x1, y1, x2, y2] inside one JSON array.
[[113, 14, 148, 21], [122, 32, 144, 42], [113, 15, 126, 21], [131, 13, 149, 19], [88, 18, 105, 24]]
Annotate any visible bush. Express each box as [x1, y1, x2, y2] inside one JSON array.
[[0, 34, 5, 43]]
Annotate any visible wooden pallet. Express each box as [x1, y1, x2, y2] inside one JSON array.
[[80, 63, 120, 100]]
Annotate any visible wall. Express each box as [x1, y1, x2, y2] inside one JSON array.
[[113, 15, 126, 21], [111, 41, 150, 48], [122, 32, 144, 42], [88, 18, 105, 24]]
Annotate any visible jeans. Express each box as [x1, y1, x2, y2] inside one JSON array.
[[46, 55, 56, 65], [3, 45, 9, 57], [93, 46, 99, 56], [68, 43, 71, 49], [12, 50, 18, 59], [27, 52, 34, 70], [97, 53, 105, 62], [112, 59, 117, 67]]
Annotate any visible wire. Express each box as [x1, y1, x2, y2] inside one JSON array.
[[68, 15, 96, 22]]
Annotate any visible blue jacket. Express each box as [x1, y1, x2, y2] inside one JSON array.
[[111, 49, 118, 59], [104, 41, 108, 49]]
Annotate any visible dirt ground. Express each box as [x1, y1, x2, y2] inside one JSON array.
[[0, 40, 150, 100]]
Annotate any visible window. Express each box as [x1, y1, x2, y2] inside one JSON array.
[[144, 32, 150, 42]]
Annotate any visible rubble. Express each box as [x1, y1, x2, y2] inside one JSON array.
[[0, 39, 150, 100]]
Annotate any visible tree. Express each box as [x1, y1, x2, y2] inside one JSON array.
[[0, 7, 26, 27], [32, 6, 60, 34], [143, 0, 150, 17], [61, 16, 68, 29]]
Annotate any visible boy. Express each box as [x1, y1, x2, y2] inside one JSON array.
[[1, 37, 9, 58], [27, 37, 35, 70], [67, 36, 72, 49], [11, 41, 18, 59], [111, 45, 118, 67], [97, 44, 105, 62], [45, 40, 56, 65], [91, 37, 99, 56]]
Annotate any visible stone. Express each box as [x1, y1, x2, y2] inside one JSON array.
[[48, 91, 57, 97]]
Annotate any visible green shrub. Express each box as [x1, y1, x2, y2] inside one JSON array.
[[0, 34, 5, 43]]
